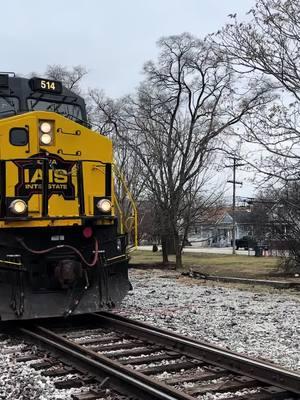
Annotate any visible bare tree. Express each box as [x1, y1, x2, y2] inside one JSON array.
[[220, 0, 300, 98], [89, 91, 147, 241], [218, 0, 300, 182], [90, 33, 271, 268], [46, 65, 87, 95], [253, 184, 300, 273], [217, 1, 300, 274]]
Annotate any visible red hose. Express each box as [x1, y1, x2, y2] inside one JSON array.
[[17, 237, 99, 267]]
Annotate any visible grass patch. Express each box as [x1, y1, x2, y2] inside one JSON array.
[[130, 250, 281, 279]]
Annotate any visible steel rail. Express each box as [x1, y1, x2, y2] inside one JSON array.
[[20, 325, 195, 400], [95, 311, 300, 395]]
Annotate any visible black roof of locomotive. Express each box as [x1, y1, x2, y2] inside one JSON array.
[[0, 74, 87, 121]]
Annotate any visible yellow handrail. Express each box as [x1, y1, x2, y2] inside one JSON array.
[[113, 163, 138, 249], [113, 195, 124, 235]]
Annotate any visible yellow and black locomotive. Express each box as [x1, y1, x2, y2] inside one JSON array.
[[0, 73, 136, 320]]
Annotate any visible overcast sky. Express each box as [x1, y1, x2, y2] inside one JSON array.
[[2, 0, 255, 197], [2, 0, 254, 97]]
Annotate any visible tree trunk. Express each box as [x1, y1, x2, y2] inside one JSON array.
[[166, 236, 176, 255], [161, 235, 169, 265], [174, 231, 183, 269]]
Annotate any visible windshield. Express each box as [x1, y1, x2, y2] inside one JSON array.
[[0, 96, 19, 117], [27, 98, 83, 122]]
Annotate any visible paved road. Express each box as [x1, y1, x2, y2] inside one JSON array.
[[138, 245, 255, 256]]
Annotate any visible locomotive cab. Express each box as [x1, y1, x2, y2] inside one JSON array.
[[0, 74, 136, 320]]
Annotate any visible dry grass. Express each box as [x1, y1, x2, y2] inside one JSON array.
[[130, 250, 281, 278]]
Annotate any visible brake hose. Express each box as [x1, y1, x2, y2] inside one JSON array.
[[17, 237, 99, 267]]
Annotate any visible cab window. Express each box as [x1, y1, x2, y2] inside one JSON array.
[[27, 99, 83, 122], [0, 96, 19, 117], [10, 128, 29, 146]]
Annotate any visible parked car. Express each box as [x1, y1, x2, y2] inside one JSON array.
[[234, 236, 257, 250]]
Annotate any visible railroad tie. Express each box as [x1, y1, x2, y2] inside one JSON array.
[[139, 359, 203, 375]]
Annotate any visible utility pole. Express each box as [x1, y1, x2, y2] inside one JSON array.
[[226, 157, 244, 255]]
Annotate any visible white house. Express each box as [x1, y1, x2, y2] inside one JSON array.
[[189, 207, 257, 247]]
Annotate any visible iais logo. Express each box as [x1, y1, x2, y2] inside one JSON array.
[[14, 152, 76, 199]]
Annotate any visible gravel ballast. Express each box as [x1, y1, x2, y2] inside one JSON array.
[[0, 268, 298, 399], [120, 269, 300, 372]]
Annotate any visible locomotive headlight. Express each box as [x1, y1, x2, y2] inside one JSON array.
[[9, 199, 27, 215], [96, 199, 112, 213], [39, 121, 53, 145], [40, 122, 52, 133], [40, 133, 52, 145]]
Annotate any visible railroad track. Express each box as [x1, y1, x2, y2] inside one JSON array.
[[16, 312, 300, 399]]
